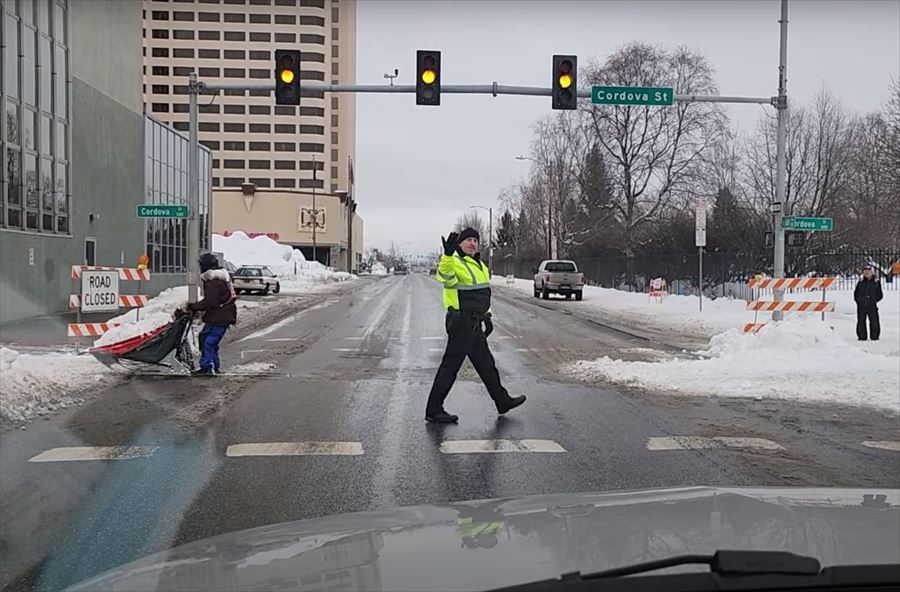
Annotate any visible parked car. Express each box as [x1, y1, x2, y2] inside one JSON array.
[[223, 259, 238, 281], [533, 260, 585, 301], [232, 266, 281, 295]]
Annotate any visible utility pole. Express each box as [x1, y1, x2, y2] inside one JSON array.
[[312, 154, 318, 265], [470, 205, 493, 275], [772, 0, 789, 321], [187, 71, 199, 303]]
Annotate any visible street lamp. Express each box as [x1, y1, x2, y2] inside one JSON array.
[[469, 205, 493, 276], [514, 155, 553, 260]]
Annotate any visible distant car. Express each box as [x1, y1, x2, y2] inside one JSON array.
[[223, 260, 238, 281], [533, 260, 584, 301], [233, 266, 281, 295], [394, 264, 409, 275]]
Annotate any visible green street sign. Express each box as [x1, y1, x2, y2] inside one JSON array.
[[592, 85, 674, 106], [782, 216, 833, 231], [136, 204, 190, 218]]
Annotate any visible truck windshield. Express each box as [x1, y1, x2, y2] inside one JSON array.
[[546, 262, 576, 272]]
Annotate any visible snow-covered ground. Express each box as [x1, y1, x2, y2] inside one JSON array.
[[498, 278, 900, 413]]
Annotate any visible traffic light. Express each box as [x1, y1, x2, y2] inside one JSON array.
[[552, 55, 577, 110], [416, 50, 441, 106], [275, 49, 301, 105]]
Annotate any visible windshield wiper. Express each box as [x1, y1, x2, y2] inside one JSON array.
[[576, 550, 821, 580]]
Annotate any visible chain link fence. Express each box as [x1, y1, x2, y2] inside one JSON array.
[[494, 249, 900, 300]]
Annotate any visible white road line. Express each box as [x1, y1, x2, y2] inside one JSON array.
[[862, 441, 900, 452], [422, 336, 445, 341], [29, 446, 159, 463], [646, 436, 784, 451], [332, 348, 357, 352], [344, 337, 364, 341], [226, 442, 364, 457], [265, 337, 298, 342], [240, 349, 269, 359], [428, 348, 444, 352], [439, 439, 567, 454]]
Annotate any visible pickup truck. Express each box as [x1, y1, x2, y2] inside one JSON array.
[[533, 260, 585, 301]]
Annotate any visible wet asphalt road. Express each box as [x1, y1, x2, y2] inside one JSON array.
[[1, 273, 898, 591]]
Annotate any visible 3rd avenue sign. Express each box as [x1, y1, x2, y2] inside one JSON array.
[[136, 204, 190, 218], [592, 86, 674, 106]]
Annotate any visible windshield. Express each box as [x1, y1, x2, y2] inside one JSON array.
[[1, 1, 898, 591]]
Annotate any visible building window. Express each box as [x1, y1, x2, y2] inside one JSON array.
[[173, 48, 194, 58], [274, 142, 296, 152], [199, 122, 220, 132], [300, 34, 325, 44], [332, 44, 338, 58], [299, 178, 324, 189], [198, 48, 220, 58], [249, 13, 270, 23], [151, 29, 170, 39], [199, 104, 221, 114], [173, 66, 192, 76], [250, 0, 271, 4], [173, 103, 188, 113], [301, 51, 325, 63], [249, 50, 271, 60], [224, 141, 246, 150], [330, 132, 338, 145], [275, 0, 297, 5], [274, 178, 296, 188], [223, 178, 244, 187], [224, 105, 245, 114], [249, 69, 269, 79], [152, 103, 170, 113], [274, 160, 295, 170], [299, 161, 324, 171], [224, 123, 246, 133], [224, 31, 246, 41], [198, 12, 221, 22], [274, 106, 296, 116], [223, 159, 245, 169], [198, 30, 221, 41], [249, 105, 271, 115], [173, 122, 189, 131], [331, 114, 338, 127], [274, 33, 295, 43], [172, 11, 194, 21], [300, 0, 326, 7], [301, 106, 325, 117], [249, 160, 271, 170], [249, 142, 271, 151], [152, 47, 170, 58], [300, 15, 325, 26], [224, 68, 245, 78], [224, 49, 246, 59], [331, 97, 339, 110], [275, 14, 296, 25], [198, 67, 220, 77], [152, 66, 170, 76], [331, 166, 338, 180], [332, 62, 339, 76], [332, 27, 338, 40], [224, 13, 246, 23], [152, 10, 169, 20], [201, 140, 220, 150], [249, 32, 270, 42], [300, 125, 325, 135], [299, 143, 325, 153], [152, 84, 170, 94], [249, 123, 270, 133], [249, 89, 269, 97], [300, 70, 325, 81], [275, 124, 295, 134], [249, 178, 271, 188], [332, 6, 339, 22], [173, 29, 195, 40]]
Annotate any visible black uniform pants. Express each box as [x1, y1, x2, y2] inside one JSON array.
[[856, 305, 880, 340], [426, 311, 512, 415]]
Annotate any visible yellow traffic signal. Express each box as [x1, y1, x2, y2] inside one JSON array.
[[280, 69, 295, 84], [559, 73, 573, 89], [421, 69, 436, 85], [275, 49, 301, 105], [416, 50, 441, 106], [552, 55, 578, 110]]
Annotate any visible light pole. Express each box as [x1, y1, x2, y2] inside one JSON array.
[[312, 154, 318, 265], [470, 205, 493, 276], [515, 155, 553, 260]]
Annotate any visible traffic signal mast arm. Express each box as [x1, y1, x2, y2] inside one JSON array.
[[198, 81, 774, 104]]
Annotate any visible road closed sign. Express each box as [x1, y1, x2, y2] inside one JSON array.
[[81, 270, 120, 312]]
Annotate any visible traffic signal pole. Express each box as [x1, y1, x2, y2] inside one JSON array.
[[187, 71, 200, 304], [772, 0, 790, 321]]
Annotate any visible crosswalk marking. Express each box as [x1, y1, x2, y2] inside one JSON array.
[[862, 441, 900, 452], [29, 446, 159, 463], [225, 442, 364, 457], [265, 337, 298, 342], [439, 439, 567, 454], [646, 437, 784, 451]]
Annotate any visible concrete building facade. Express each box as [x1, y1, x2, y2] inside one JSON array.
[[1, 0, 210, 324]]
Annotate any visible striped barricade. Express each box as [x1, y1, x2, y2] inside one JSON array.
[[742, 323, 768, 334], [67, 323, 122, 337], [71, 266, 151, 281], [746, 300, 835, 313], [69, 295, 149, 309], [748, 277, 834, 290]]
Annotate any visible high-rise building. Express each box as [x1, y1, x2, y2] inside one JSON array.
[[141, 0, 356, 194]]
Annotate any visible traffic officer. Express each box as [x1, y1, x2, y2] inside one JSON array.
[[425, 227, 526, 423]]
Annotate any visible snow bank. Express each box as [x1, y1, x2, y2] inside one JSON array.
[[213, 231, 354, 293], [371, 262, 388, 276], [0, 347, 110, 422], [94, 285, 196, 347], [565, 315, 900, 413]]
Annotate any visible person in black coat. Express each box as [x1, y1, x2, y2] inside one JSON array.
[[854, 265, 883, 341], [187, 253, 238, 375]]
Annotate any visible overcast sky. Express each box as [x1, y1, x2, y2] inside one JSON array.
[[354, 0, 900, 257]]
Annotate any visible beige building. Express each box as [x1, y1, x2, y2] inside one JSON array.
[[141, 0, 360, 268]]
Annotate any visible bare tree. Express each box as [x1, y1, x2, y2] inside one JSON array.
[[582, 43, 727, 253]]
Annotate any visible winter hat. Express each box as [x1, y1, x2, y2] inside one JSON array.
[[457, 227, 480, 243], [199, 252, 220, 273]]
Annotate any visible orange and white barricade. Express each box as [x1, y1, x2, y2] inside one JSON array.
[[648, 277, 668, 303], [742, 276, 835, 333], [68, 265, 152, 339]]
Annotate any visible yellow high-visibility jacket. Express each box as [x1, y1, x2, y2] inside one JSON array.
[[436, 252, 491, 314]]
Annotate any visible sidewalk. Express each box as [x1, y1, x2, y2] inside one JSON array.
[[0, 312, 115, 349]]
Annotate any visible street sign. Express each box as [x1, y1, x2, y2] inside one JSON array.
[[782, 216, 833, 231], [695, 196, 707, 247], [592, 85, 674, 106], [136, 204, 190, 218], [80, 270, 120, 313]]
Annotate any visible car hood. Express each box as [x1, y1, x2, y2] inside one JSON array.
[[69, 486, 900, 592]]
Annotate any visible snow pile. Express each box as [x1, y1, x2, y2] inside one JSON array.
[[371, 262, 388, 276], [0, 347, 109, 422], [566, 317, 900, 413], [213, 231, 354, 293]]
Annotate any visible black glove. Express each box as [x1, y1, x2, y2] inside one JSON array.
[[483, 317, 494, 338], [442, 232, 459, 256]]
